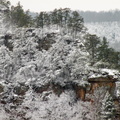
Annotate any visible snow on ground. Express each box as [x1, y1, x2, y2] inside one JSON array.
[[89, 68, 119, 79]]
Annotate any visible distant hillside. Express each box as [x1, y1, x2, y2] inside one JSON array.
[[81, 10, 120, 51], [85, 21, 120, 51], [29, 11, 37, 18], [79, 10, 120, 22], [29, 10, 120, 22]]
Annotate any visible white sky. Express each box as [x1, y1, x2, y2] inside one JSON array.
[[9, 0, 120, 12]]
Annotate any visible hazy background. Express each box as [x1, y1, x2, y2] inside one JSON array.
[[9, 0, 120, 12]]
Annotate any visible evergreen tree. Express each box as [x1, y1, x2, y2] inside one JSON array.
[[51, 9, 59, 25], [35, 12, 45, 28], [44, 12, 51, 26], [68, 11, 85, 37], [84, 34, 100, 65], [107, 49, 120, 69], [85, 35, 120, 69], [97, 37, 120, 69], [62, 8, 70, 26], [10, 2, 32, 27], [57, 8, 63, 27], [97, 37, 110, 61]]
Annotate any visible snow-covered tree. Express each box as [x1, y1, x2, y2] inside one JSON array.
[[0, 2, 119, 119], [101, 92, 116, 120], [83, 86, 115, 120]]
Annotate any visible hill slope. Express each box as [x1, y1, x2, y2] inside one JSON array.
[[0, 4, 120, 119], [0, 24, 91, 119]]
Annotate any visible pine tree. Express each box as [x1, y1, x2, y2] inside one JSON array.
[[84, 34, 100, 65], [107, 49, 120, 69], [51, 9, 59, 25], [44, 12, 51, 26], [93, 36, 120, 69], [57, 8, 63, 27], [62, 8, 70, 26], [10, 2, 32, 27], [68, 11, 85, 37], [97, 37, 109, 61], [35, 12, 45, 28]]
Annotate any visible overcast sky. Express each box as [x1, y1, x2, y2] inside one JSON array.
[[9, 0, 120, 12]]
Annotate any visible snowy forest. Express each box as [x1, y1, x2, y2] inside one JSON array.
[[0, 0, 120, 120]]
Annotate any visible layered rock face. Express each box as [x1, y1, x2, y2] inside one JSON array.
[[88, 69, 119, 95], [87, 69, 120, 120]]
